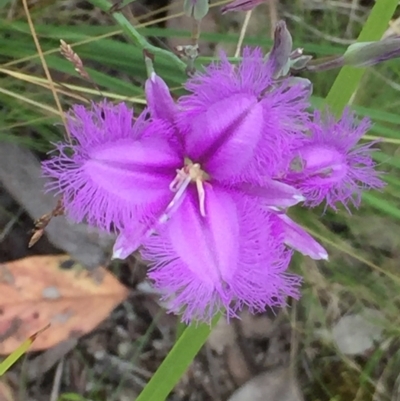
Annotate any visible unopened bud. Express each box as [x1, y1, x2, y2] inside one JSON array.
[[343, 36, 400, 67], [267, 20, 293, 78], [183, 0, 209, 21], [221, 0, 264, 13]]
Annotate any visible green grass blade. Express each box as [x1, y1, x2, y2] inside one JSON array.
[[135, 315, 220, 401], [325, 0, 398, 115], [0, 324, 49, 375], [362, 192, 400, 220]]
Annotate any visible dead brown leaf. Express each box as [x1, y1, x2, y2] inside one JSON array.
[[0, 255, 128, 354]]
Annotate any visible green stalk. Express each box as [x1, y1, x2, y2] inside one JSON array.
[[88, 0, 187, 73]]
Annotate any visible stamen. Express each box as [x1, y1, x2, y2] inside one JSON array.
[[169, 169, 187, 192], [196, 180, 206, 217], [166, 159, 209, 220]]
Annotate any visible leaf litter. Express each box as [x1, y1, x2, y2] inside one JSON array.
[[0, 254, 128, 353]]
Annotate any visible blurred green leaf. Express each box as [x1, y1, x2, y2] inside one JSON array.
[[325, 0, 399, 114]]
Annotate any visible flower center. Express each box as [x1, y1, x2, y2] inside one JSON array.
[[169, 158, 209, 217]]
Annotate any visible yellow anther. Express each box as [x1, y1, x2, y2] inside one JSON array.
[[169, 158, 209, 217]]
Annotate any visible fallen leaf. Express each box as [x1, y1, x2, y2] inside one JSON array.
[[227, 367, 303, 401], [0, 255, 128, 354], [332, 308, 384, 356]]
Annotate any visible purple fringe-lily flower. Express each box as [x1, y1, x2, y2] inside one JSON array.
[[284, 109, 385, 211], [47, 44, 394, 322], [42, 22, 386, 323], [43, 63, 317, 322]]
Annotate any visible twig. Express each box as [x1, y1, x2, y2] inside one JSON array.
[[268, 0, 278, 38], [289, 301, 299, 380], [191, 19, 201, 47], [235, 10, 253, 58], [50, 359, 64, 401], [21, 0, 71, 142], [345, 0, 360, 37], [0, 208, 23, 243]]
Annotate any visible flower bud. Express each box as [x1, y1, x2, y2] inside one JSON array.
[[267, 20, 293, 78], [343, 36, 400, 67], [183, 0, 209, 21]]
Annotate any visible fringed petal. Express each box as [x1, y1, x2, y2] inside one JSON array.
[[141, 187, 301, 323], [43, 102, 181, 231], [276, 213, 328, 260], [145, 73, 178, 124], [178, 47, 311, 183], [235, 179, 304, 207], [184, 94, 263, 181]]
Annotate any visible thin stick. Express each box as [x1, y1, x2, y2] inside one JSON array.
[[268, 0, 278, 38], [50, 359, 64, 401], [235, 10, 253, 58], [289, 301, 299, 379], [191, 19, 201, 47], [21, 0, 71, 142]]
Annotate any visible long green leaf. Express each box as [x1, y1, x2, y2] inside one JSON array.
[[135, 315, 220, 401]]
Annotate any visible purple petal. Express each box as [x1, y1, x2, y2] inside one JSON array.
[[141, 187, 301, 323], [236, 179, 304, 208], [112, 218, 159, 259], [184, 93, 263, 181], [85, 137, 179, 204], [145, 73, 178, 124], [42, 102, 181, 231], [168, 185, 240, 283], [179, 47, 311, 182], [112, 229, 143, 260], [277, 213, 328, 260]]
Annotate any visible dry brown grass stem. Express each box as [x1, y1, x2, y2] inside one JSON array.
[[21, 0, 71, 142]]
